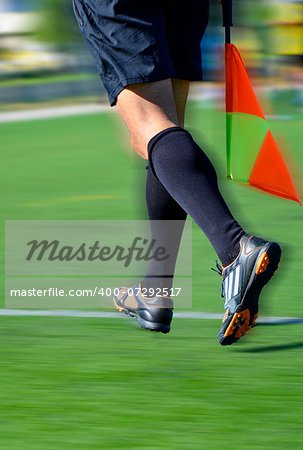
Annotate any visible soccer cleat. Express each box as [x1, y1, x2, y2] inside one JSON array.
[[113, 283, 173, 334], [217, 234, 282, 346]]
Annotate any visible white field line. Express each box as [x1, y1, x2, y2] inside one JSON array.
[[1, 83, 302, 123], [0, 94, 216, 123], [0, 309, 302, 324], [0, 104, 111, 123], [0, 93, 214, 123]]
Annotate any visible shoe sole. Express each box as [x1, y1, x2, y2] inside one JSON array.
[[219, 242, 282, 346], [113, 297, 172, 334]]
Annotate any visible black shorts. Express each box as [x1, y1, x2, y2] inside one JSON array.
[[72, 0, 209, 106]]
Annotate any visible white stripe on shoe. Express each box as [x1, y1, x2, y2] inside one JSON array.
[[224, 265, 241, 306], [233, 265, 240, 296]]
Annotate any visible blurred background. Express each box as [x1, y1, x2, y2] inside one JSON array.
[[0, 0, 302, 113]]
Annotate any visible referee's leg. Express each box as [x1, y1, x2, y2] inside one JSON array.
[[141, 78, 189, 296], [116, 79, 180, 159], [116, 78, 244, 267]]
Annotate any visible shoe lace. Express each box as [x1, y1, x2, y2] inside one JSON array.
[[211, 260, 223, 276], [211, 260, 224, 298]]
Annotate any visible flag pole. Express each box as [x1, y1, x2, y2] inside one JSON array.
[[222, 0, 233, 44], [222, 0, 233, 178]]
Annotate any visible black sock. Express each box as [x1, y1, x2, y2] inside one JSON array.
[[142, 164, 187, 296], [148, 127, 245, 266]]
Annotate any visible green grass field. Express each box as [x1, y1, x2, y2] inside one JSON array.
[[1, 104, 303, 449]]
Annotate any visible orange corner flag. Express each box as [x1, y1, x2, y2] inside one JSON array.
[[249, 131, 302, 205], [226, 43, 301, 205]]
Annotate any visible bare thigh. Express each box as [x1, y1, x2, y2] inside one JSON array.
[[116, 78, 190, 159]]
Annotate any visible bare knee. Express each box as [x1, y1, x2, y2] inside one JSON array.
[[128, 122, 179, 159]]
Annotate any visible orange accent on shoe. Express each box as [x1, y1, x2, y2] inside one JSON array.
[[224, 309, 251, 338], [115, 305, 124, 312], [255, 252, 269, 275]]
